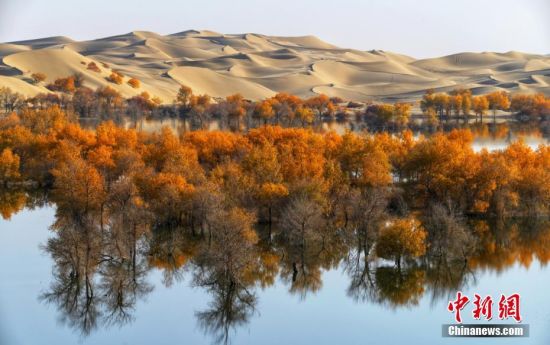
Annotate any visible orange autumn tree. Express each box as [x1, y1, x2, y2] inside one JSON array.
[[141, 172, 195, 226], [253, 99, 275, 125], [402, 129, 479, 210], [336, 131, 391, 188], [176, 85, 193, 110], [51, 157, 106, 216], [258, 182, 289, 225], [306, 94, 335, 121], [375, 217, 427, 268], [0, 148, 20, 186], [473, 95, 489, 121], [486, 91, 511, 119], [223, 93, 247, 128]]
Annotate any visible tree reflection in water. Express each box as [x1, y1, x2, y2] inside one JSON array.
[[2, 189, 549, 344]]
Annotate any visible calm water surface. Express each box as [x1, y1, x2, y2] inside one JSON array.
[[1, 206, 550, 345]]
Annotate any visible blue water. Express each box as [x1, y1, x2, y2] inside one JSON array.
[[1, 207, 549, 345]]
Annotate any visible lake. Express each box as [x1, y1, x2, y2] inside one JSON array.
[[1, 204, 550, 345]]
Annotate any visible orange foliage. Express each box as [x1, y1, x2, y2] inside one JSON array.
[[47, 76, 76, 93], [107, 71, 124, 85], [86, 62, 101, 72], [127, 78, 140, 88]]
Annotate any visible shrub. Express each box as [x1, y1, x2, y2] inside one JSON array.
[[107, 71, 123, 85], [46, 76, 76, 93], [87, 62, 101, 73], [127, 78, 140, 88], [30, 72, 46, 84]]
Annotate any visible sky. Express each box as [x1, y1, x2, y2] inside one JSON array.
[[0, 0, 549, 58]]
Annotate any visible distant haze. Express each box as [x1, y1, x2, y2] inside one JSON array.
[[0, 0, 549, 58]]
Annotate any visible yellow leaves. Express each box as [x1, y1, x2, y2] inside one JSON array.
[[137, 171, 196, 222], [259, 183, 289, 203], [51, 157, 105, 212], [106, 71, 123, 85], [0, 148, 20, 182], [486, 91, 511, 111], [95, 121, 118, 146], [87, 145, 115, 170], [152, 172, 195, 199], [473, 200, 490, 213], [46, 76, 76, 93], [18, 106, 69, 135], [226, 207, 259, 245], [322, 130, 343, 159], [143, 127, 203, 183], [0, 98, 547, 223], [272, 92, 302, 108], [394, 102, 412, 126], [275, 129, 326, 182], [473, 95, 489, 115], [447, 128, 473, 146], [127, 78, 140, 89], [96, 121, 138, 149], [0, 189, 26, 220], [371, 104, 395, 121], [242, 142, 281, 184], [361, 138, 392, 188], [183, 130, 251, 168], [253, 100, 275, 121], [376, 217, 427, 261], [305, 94, 335, 118], [336, 131, 392, 187], [189, 94, 211, 109], [470, 141, 550, 215], [295, 105, 314, 125], [224, 93, 246, 120], [404, 129, 478, 201], [366, 102, 412, 126], [55, 123, 96, 148], [176, 85, 193, 107]]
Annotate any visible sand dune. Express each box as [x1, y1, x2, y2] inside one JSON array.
[[1, 30, 549, 102], [168, 66, 275, 100]]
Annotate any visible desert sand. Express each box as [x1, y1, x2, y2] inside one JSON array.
[[1, 30, 549, 103]]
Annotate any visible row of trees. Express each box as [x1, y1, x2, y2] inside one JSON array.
[[3, 79, 549, 133], [421, 89, 550, 121], [1, 107, 548, 217], [0, 107, 548, 257]]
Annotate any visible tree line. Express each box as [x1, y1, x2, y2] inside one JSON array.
[[0, 106, 548, 267], [2, 74, 549, 133], [421, 88, 550, 122]]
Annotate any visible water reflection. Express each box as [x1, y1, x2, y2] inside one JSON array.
[[79, 117, 549, 151], [39, 204, 153, 336], [2, 189, 550, 344]]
